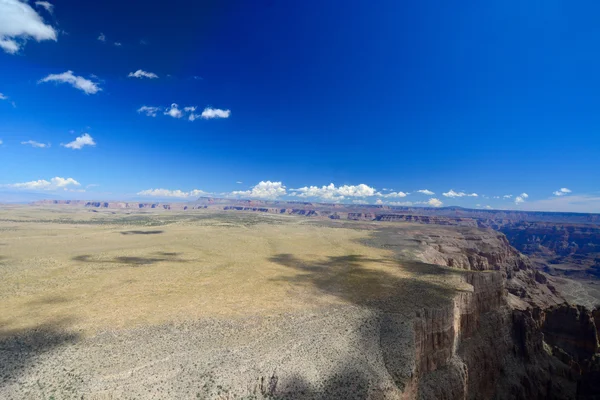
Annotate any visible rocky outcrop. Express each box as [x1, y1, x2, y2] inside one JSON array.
[[409, 271, 511, 400], [399, 227, 564, 309], [504, 304, 600, 399], [404, 273, 599, 400]]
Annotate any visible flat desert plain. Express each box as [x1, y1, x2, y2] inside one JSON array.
[[0, 206, 471, 399]]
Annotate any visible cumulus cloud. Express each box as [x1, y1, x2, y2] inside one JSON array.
[[34, 1, 53, 13], [97, 32, 105, 42], [553, 188, 572, 196], [39, 71, 101, 94], [427, 198, 443, 207], [231, 181, 287, 199], [184, 106, 200, 121], [2, 176, 80, 190], [21, 140, 49, 148], [0, 93, 7, 100], [62, 133, 96, 150], [137, 188, 210, 199], [201, 107, 231, 119], [442, 190, 478, 198], [503, 194, 512, 199], [417, 189, 434, 195], [164, 103, 183, 118], [0, 0, 57, 54], [137, 106, 160, 117], [515, 193, 529, 204], [378, 191, 408, 198], [137, 104, 231, 121], [128, 69, 158, 79], [290, 183, 376, 201]]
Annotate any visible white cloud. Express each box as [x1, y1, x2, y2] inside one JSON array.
[[0, 0, 57, 54], [184, 106, 200, 121], [138, 104, 230, 121], [503, 194, 513, 199], [0, 93, 7, 100], [427, 198, 443, 207], [290, 183, 376, 201], [375, 199, 383, 205], [62, 133, 96, 150], [114, 42, 122, 47], [485, 205, 492, 209], [128, 69, 158, 79], [417, 189, 434, 195], [201, 107, 231, 119], [137, 188, 210, 199], [97, 32, 105, 42], [2, 176, 80, 191], [442, 190, 478, 198], [34, 1, 53, 13], [231, 181, 287, 199], [378, 191, 408, 198], [553, 188, 572, 196], [514, 193, 528, 204], [51, 177, 80, 188], [137, 106, 160, 117], [236, 181, 243, 184], [0, 139, 3, 145], [21, 140, 49, 148], [39, 71, 101, 94], [164, 103, 183, 118]]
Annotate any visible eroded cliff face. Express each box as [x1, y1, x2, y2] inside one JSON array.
[[382, 226, 599, 400], [400, 227, 564, 309]]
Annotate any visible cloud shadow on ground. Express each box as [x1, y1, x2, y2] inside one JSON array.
[[120, 230, 164, 235], [0, 318, 80, 387], [264, 252, 470, 398], [72, 252, 186, 266]]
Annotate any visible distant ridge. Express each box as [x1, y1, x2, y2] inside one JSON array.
[[31, 197, 600, 225]]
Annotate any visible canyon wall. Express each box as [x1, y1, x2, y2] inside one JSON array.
[[388, 229, 599, 399]]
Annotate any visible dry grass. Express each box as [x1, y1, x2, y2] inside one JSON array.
[[0, 207, 468, 338]]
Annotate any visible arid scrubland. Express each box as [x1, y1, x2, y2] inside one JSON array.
[[2, 206, 590, 400], [0, 207, 467, 337]]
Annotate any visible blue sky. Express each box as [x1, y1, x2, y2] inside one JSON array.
[[1, 0, 599, 212]]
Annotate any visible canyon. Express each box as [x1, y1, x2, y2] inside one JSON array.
[[2, 202, 599, 398]]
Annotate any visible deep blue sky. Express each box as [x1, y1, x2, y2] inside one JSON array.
[[1, 0, 599, 211]]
